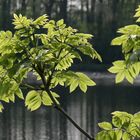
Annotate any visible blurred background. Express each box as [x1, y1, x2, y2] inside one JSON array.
[[0, 0, 140, 70], [0, 1, 140, 140]]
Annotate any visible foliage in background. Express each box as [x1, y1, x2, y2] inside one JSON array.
[[1, 0, 139, 65], [96, 111, 140, 140], [109, 5, 140, 84], [96, 5, 140, 140]]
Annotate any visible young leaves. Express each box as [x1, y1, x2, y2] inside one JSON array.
[[25, 90, 60, 111], [42, 91, 60, 106], [25, 90, 42, 111], [96, 111, 140, 140], [0, 13, 100, 112], [55, 50, 75, 70], [33, 14, 48, 26], [98, 122, 112, 130], [134, 5, 140, 22], [110, 5, 140, 84], [0, 102, 4, 112], [51, 71, 96, 93], [13, 14, 32, 29], [108, 61, 140, 84], [68, 72, 96, 93]]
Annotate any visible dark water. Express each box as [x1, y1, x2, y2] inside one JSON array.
[[0, 80, 140, 140]]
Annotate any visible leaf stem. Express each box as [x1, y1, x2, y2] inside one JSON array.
[[30, 30, 95, 140], [39, 72, 95, 140]]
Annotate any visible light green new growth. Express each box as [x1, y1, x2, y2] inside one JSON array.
[[96, 5, 140, 140], [96, 111, 140, 140], [0, 14, 101, 112], [109, 5, 140, 84]]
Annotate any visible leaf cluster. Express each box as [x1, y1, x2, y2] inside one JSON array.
[[109, 5, 140, 83], [0, 14, 101, 111], [96, 111, 140, 140]]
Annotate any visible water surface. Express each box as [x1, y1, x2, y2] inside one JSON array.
[[0, 74, 140, 140]]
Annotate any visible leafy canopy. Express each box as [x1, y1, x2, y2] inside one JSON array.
[[109, 5, 140, 84], [0, 14, 101, 112]]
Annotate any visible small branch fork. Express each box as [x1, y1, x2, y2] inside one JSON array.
[[38, 71, 95, 140], [25, 29, 95, 140]]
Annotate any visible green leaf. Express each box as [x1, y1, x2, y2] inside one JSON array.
[[98, 122, 112, 130], [109, 60, 140, 84], [42, 91, 60, 106], [122, 132, 131, 140], [111, 35, 127, 46], [112, 111, 132, 128], [132, 62, 140, 76], [25, 90, 41, 111], [79, 81, 87, 93], [9, 94, 15, 102], [112, 116, 122, 128], [108, 66, 123, 73], [42, 91, 53, 106], [115, 129, 123, 140], [33, 14, 48, 26], [78, 45, 102, 61], [0, 102, 4, 112], [55, 50, 75, 70], [68, 72, 96, 93], [13, 14, 32, 29], [133, 112, 140, 124], [115, 71, 125, 83], [117, 25, 140, 35], [51, 92, 60, 104], [125, 71, 134, 84], [76, 33, 93, 39], [16, 88, 24, 99], [56, 19, 64, 27], [96, 131, 112, 140], [134, 6, 140, 18], [113, 61, 125, 67], [69, 79, 79, 92], [76, 72, 96, 86]]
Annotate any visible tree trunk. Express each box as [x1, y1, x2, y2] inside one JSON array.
[[1, 0, 11, 30], [111, 0, 119, 33], [21, 0, 27, 15], [90, 0, 96, 22], [43, 0, 55, 18], [32, 0, 36, 18], [86, 0, 90, 22], [80, 0, 84, 22], [59, 0, 67, 22]]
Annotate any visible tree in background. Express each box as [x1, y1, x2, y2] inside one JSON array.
[[96, 5, 140, 140]]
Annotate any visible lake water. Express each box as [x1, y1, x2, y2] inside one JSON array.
[[0, 73, 140, 140]]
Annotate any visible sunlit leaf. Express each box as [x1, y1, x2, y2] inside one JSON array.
[[0, 102, 4, 112], [25, 90, 41, 111], [98, 122, 112, 130]]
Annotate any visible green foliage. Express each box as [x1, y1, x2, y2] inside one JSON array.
[[109, 5, 140, 84], [134, 5, 140, 22], [97, 6, 140, 140], [0, 14, 100, 112], [25, 90, 59, 111], [25, 90, 42, 111], [96, 111, 140, 140], [108, 61, 140, 84], [0, 102, 4, 112]]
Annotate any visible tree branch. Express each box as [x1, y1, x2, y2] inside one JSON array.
[[39, 71, 95, 140]]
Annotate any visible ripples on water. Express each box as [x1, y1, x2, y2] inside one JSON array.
[[0, 73, 140, 140]]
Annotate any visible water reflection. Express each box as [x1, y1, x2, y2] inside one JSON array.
[[0, 85, 140, 140]]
